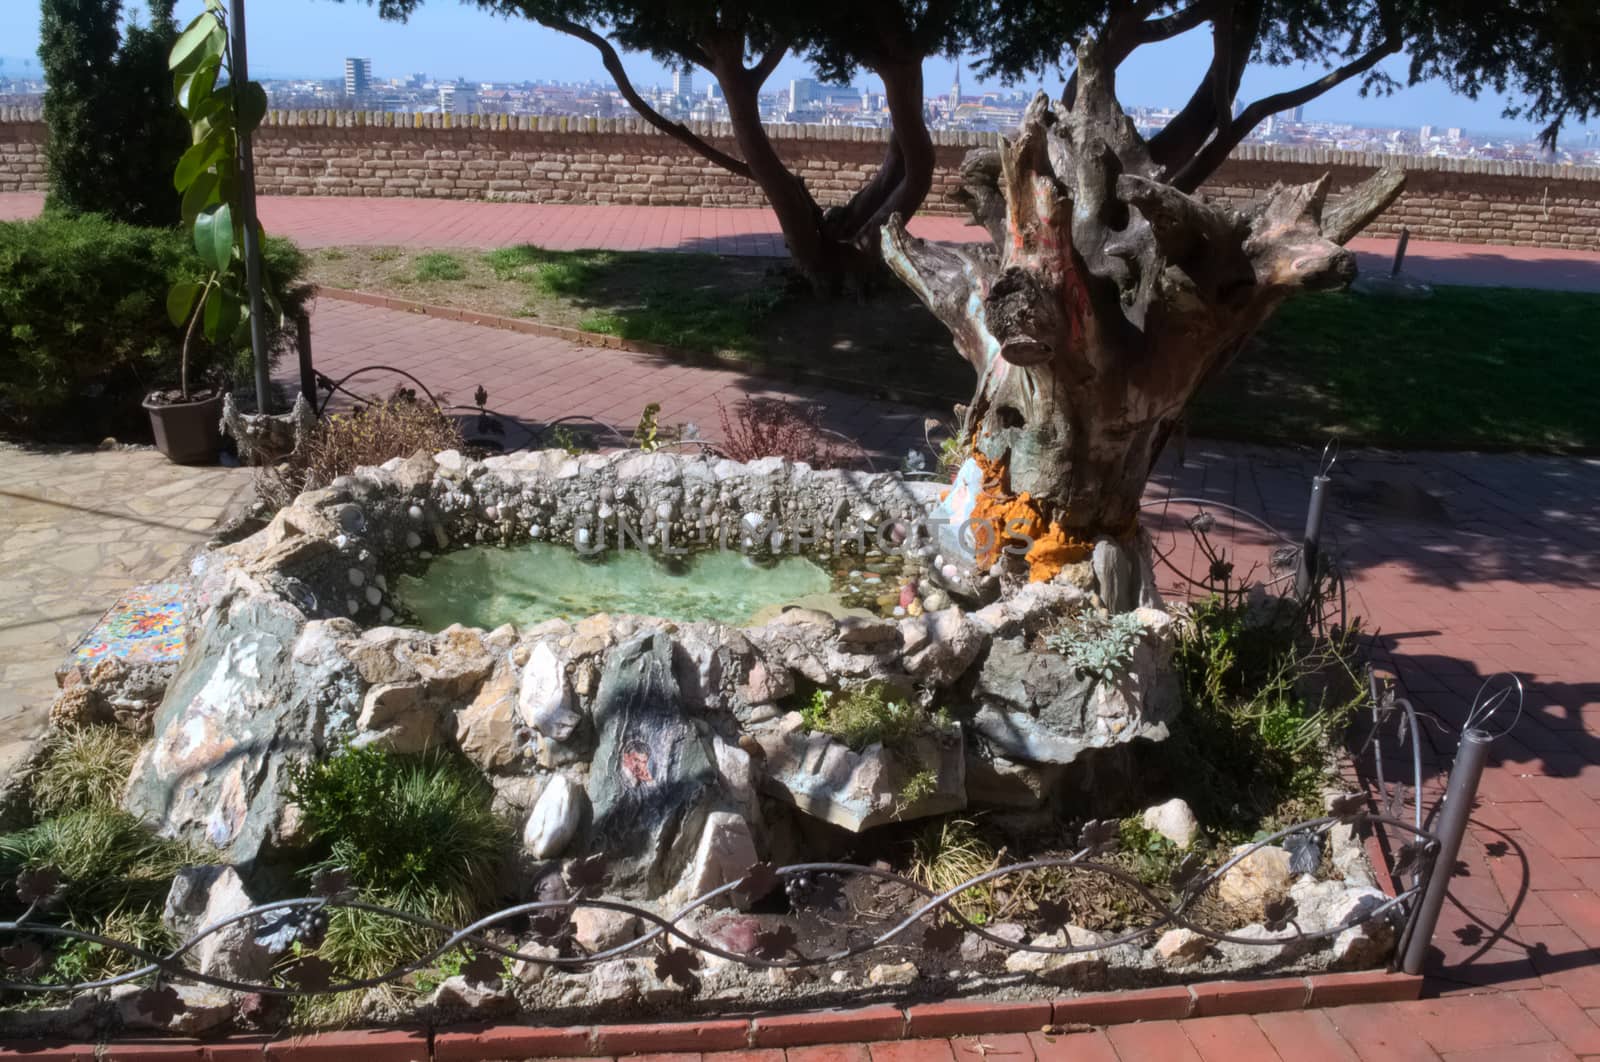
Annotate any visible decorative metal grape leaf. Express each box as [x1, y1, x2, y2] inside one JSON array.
[[1328, 792, 1367, 822], [751, 924, 799, 961], [1168, 853, 1208, 896], [284, 954, 335, 993], [737, 862, 780, 903], [310, 868, 351, 900], [654, 943, 701, 991], [1207, 558, 1235, 584], [134, 984, 186, 1024], [923, 920, 962, 953], [565, 854, 608, 895], [1392, 840, 1435, 880], [16, 867, 63, 908], [1285, 832, 1323, 876], [461, 950, 504, 988], [0, 941, 43, 974], [1263, 896, 1297, 933], [786, 872, 845, 911], [1034, 898, 1073, 933], [1077, 819, 1119, 857]]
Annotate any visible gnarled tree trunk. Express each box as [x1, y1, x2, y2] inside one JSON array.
[[883, 39, 1404, 566]]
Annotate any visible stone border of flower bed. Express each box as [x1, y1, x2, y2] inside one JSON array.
[[314, 286, 954, 409], [0, 970, 1423, 1061]]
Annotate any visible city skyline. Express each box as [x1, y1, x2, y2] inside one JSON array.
[[1, 0, 1594, 139]]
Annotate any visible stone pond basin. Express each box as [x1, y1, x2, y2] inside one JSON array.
[[13, 448, 1403, 1032]]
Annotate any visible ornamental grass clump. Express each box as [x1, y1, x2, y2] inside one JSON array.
[[30, 725, 144, 818], [284, 746, 514, 1023]]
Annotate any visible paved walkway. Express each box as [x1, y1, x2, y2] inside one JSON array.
[[300, 297, 935, 462], [0, 445, 249, 776], [4, 191, 1599, 292]]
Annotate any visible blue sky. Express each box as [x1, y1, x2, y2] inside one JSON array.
[[1, 0, 1588, 138]]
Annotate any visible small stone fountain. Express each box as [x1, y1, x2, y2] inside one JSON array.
[[124, 448, 1181, 892]]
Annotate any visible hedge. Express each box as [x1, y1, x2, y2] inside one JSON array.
[[0, 212, 311, 442]]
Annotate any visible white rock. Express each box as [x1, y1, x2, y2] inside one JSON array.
[[114, 983, 234, 1036], [867, 961, 919, 986], [571, 907, 641, 953], [1154, 928, 1210, 967], [431, 973, 515, 1016], [408, 504, 425, 521], [365, 585, 382, 605], [1004, 927, 1107, 987], [1142, 797, 1200, 849], [162, 865, 274, 982], [675, 811, 758, 904], [523, 775, 584, 858], [518, 641, 579, 741], [1219, 844, 1295, 913]]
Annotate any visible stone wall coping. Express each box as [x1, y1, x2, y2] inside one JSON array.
[[3, 103, 1598, 182]]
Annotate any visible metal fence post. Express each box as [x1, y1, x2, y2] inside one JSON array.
[[1391, 226, 1410, 277], [1295, 472, 1330, 599], [296, 314, 316, 408], [1400, 728, 1492, 975]]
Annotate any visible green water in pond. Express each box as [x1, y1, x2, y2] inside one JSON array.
[[394, 541, 834, 629]]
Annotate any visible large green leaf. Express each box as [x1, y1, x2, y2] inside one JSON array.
[[168, 13, 219, 74], [177, 55, 222, 113], [166, 281, 202, 328], [236, 82, 269, 134], [181, 170, 220, 227], [193, 205, 234, 272], [202, 287, 239, 343], [173, 134, 224, 192]]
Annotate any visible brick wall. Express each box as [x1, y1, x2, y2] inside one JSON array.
[[4, 105, 1599, 250], [0, 109, 45, 194]]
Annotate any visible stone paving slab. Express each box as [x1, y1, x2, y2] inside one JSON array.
[[0, 444, 249, 776], [4, 192, 1598, 291]]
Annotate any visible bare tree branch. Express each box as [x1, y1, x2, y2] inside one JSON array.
[[1146, 1, 1258, 171], [748, 38, 788, 86], [1135, 0, 1215, 44], [1320, 167, 1407, 243], [1171, 35, 1401, 192], [536, 15, 753, 181]]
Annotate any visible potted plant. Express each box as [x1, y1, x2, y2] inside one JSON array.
[[147, 0, 275, 463]]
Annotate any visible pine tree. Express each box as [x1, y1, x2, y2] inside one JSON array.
[[39, 0, 186, 225]]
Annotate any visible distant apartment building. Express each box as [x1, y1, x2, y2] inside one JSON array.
[[439, 79, 478, 115], [344, 57, 372, 98], [671, 67, 693, 104]]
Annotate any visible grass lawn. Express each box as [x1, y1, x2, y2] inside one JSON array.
[[307, 246, 1600, 452]]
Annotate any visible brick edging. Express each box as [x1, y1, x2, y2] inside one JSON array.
[[1, 971, 1422, 1060], [312, 285, 954, 411]]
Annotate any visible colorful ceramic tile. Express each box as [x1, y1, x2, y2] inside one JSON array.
[[60, 582, 187, 676]]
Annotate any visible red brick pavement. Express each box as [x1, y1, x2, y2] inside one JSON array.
[[296, 298, 933, 462], [4, 191, 1599, 291]]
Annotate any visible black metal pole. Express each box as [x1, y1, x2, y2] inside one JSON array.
[[229, 0, 272, 414], [1391, 225, 1410, 278], [296, 314, 316, 407], [1295, 473, 1330, 599], [1401, 728, 1491, 975]]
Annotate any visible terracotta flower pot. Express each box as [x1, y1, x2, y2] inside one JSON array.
[[143, 391, 224, 465]]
